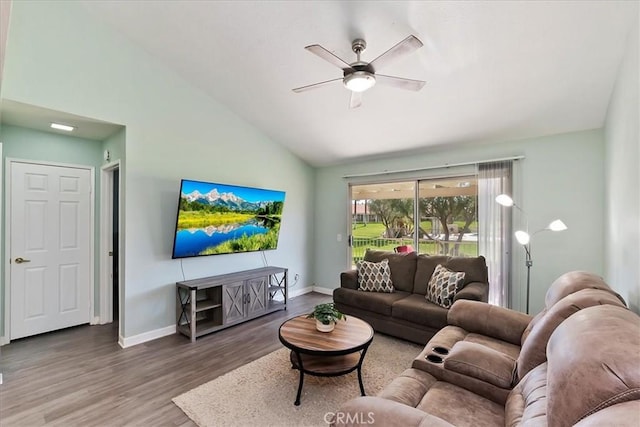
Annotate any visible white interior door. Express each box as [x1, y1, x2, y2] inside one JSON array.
[[10, 161, 92, 339]]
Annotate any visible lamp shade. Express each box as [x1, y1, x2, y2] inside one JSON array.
[[548, 219, 567, 231], [495, 194, 514, 207], [515, 230, 531, 245]]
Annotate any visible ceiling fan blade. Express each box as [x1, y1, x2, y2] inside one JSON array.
[[305, 45, 355, 72], [292, 78, 343, 93], [368, 35, 423, 72], [375, 74, 426, 91], [349, 91, 362, 109]]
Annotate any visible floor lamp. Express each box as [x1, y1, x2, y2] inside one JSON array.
[[496, 194, 567, 314]]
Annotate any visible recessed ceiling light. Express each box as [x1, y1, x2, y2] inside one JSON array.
[[50, 123, 75, 132]]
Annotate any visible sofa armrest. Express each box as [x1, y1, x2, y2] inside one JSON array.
[[453, 281, 488, 303], [443, 341, 516, 388], [447, 300, 533, 346], [332, 396, 454, 427], [340, 270, 358, 290]]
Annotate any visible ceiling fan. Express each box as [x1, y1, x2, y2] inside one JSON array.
[[292, 35, 426, 109]]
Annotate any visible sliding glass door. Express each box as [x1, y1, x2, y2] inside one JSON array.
[[349, 176, 478, 267], [350, 181, 415, 265], [417, 177, 478, 257]]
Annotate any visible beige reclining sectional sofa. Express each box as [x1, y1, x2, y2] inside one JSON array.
[[333, 272, 638, 426]]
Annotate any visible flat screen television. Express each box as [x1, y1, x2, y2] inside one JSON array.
[[172, 179, 286, 259]]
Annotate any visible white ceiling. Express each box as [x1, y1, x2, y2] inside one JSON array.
[[63, 1, 639, 166]]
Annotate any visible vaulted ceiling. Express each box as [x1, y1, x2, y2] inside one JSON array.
[[10, 1, 640, 166]]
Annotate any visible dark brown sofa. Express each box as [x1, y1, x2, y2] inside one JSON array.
[[333, 249, 489, 344]]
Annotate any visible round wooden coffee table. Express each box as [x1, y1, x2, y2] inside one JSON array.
[[278, 314, 374, 406]]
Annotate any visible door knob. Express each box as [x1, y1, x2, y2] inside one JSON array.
[[14, 257, 31, 264]]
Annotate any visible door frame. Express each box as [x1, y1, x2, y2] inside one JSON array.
[[3, 158, 96, 343], [99, 160, 121, 335], [0, 144, 4, 346]]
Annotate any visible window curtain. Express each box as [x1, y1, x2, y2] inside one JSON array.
[[478, 161, 513, 307]]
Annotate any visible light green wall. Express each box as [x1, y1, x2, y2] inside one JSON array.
[[0, 125, 102, 164], [315, 129, 605, 314], [2, 0, 634, 344], [605, 20, 639, 312], [1, 1, 315, 340], [0, 124, 104, 335], [102, 127, 125, 165]]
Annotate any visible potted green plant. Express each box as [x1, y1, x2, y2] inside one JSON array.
[[307, 303, 346, 332]]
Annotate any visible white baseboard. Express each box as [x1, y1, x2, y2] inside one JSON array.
[[118, 324, 176, 348], [288, 286, 313, 298], [118, 286, 336, 348], [90, 316, 100, 325], [0, 335, 9, 346], [288, 285, 334, 298], [311, 286, 334, 296]]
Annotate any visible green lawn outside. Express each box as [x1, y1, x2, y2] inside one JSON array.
[[351, 221, 478, 264], [353, 221, 478, 238], [418, 220, 478, 233], [351, 222, 387, 238]]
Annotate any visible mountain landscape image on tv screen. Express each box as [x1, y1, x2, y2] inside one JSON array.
[[172, 180, 286, 258]]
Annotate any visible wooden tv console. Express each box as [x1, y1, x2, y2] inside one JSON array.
[[176, 266, 288, 342]]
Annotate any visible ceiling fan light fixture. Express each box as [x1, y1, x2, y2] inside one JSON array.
[[343, 71, 376, 92]]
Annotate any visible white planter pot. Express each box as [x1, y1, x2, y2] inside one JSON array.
[[315, 319, 335, 332]]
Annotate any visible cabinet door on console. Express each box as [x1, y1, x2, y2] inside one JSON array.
[[223, 281, 245, 324], [246, 277, 268, 316]]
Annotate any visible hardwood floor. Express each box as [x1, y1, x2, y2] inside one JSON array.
[[0, 292, 331, 426]]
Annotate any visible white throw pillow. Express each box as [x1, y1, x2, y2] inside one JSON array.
[[426, 264, 466, 308], [357, 259, 393, 293]]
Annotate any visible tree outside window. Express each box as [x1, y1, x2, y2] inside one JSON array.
[[351, 177, 477, 264]]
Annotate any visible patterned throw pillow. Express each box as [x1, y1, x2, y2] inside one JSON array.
[[426, 264, 466, 308], [357, 259, 393, 292]]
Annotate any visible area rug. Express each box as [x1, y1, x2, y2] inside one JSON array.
[[172, 334, 422, 427]]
